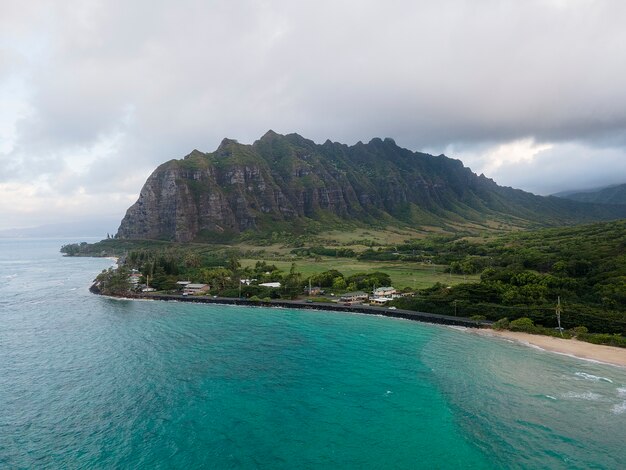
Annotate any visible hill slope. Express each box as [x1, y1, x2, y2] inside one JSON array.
[[116, 131, 626, 242], [557, 183, 626, 205]]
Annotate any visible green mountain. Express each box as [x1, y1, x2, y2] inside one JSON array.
[[556, 183, 626, 205], [116, 131, 626, 242]]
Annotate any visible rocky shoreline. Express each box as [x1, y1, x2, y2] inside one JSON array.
[[90, 283, 488, 329]]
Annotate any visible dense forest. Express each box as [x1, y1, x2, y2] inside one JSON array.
[[387, 220, 626, 333]]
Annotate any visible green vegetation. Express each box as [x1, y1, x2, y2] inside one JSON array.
[[67, 218, 626, 343], [239, 258, 475, 290], [391, 220, 626, 336], [491, 317, 626, 348], [559, 183, 626, 205], [95, 267, 131, 296]]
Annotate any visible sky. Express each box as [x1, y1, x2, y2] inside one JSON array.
[[2, 0, 626, 232]]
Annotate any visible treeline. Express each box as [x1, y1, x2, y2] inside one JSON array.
[[392, 220, 626, 335], [99, 244, 394, 300]]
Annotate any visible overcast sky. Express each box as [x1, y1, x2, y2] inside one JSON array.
[[2, 0, 626, 232]]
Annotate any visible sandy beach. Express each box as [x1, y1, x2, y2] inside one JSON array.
[[477, 329, 626, 367]]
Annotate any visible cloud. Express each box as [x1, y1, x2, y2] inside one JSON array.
[[485, 143, 626, 195], [1, 0, 626, 229]]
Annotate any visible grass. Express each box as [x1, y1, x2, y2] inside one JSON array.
[[321, 227, 424, 245], [240, 257, 478, 289]]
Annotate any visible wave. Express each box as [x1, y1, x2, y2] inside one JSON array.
[[575, 372, 613, 383], [563, 391, 602, 401], [445, 325, 468, 332], [612, 402, 626, 415]]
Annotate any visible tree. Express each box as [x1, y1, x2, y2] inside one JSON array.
[[201, 268, 232, 291], [332, 277, 347, 290], [283, 263, 303, 299], [150, 266, 177, 291], [96, 267, 131, 295], [227, 256, 241, 274], [509, 317, 535, 332], [184, 252, 201, 268]]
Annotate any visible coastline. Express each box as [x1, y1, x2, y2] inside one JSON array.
[[90, 287, 626, 367], [90, 286, 485, 329], [476, 329, 626, 368]]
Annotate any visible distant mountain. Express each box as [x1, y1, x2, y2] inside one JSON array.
[[0, 218, 119, 239], [116, 131, 626, 242], [555, 183, 626, 205]]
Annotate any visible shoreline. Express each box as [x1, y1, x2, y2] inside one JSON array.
[[90, 287, 626, 367], [476, 329, 626, 368], [90, 286, 485, 329]]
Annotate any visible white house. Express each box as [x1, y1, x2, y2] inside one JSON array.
[[259, 282, 281, 288], [373, 287, 396, 298]]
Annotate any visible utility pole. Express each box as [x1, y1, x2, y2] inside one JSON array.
[[556, 296, 563, 337], [453, 300, 458, 316]]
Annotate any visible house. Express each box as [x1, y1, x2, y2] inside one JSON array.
[[129, 272, 142, 286], [183, 283, 210, 295], [259, 282, 281, 288], [304, 286, 322, 296], [370, 297, 391, 306], [373, 287, 396, 298], [240, 279, 257, 286], [339, 291, 369, 303], [176, 280, 191, 290]]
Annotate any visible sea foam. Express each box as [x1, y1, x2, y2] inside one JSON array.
[[574, 372, 613, 383], [563, 391, 602, 401]]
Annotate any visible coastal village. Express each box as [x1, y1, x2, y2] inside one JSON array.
[[127, 268, 413, 308]]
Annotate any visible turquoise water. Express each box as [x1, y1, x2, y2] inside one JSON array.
[[1, 239, 625, 469]]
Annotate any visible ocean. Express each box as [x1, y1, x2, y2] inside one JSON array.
[[1, 238, 625, 469]]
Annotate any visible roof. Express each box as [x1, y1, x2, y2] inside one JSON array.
[[341, 291, 368, 297], [259, 282, 281, 288], [186, 283, 208, 289], [374, 287, 395, 292]]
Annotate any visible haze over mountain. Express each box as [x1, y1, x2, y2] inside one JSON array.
[[116, 132, 626, 243], [0, 218, 120, 239], [555, 183, 626, 205]]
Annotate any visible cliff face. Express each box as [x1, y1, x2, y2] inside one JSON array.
[[116, 131, 626, 242]]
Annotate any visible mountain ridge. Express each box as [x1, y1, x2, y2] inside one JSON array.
[[116, 132, 626, 242], [555, 183, 626, 205]]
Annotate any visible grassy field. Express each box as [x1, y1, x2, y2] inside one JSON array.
[[240, 257, 478, 290]]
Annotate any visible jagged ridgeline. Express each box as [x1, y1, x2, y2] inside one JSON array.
[[116, 131, 626, 242]]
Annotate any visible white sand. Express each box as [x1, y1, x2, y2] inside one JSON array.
[[476, 329, 626, 367]]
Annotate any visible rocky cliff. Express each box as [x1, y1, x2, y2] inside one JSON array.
[[116, 131, 626, 242]]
